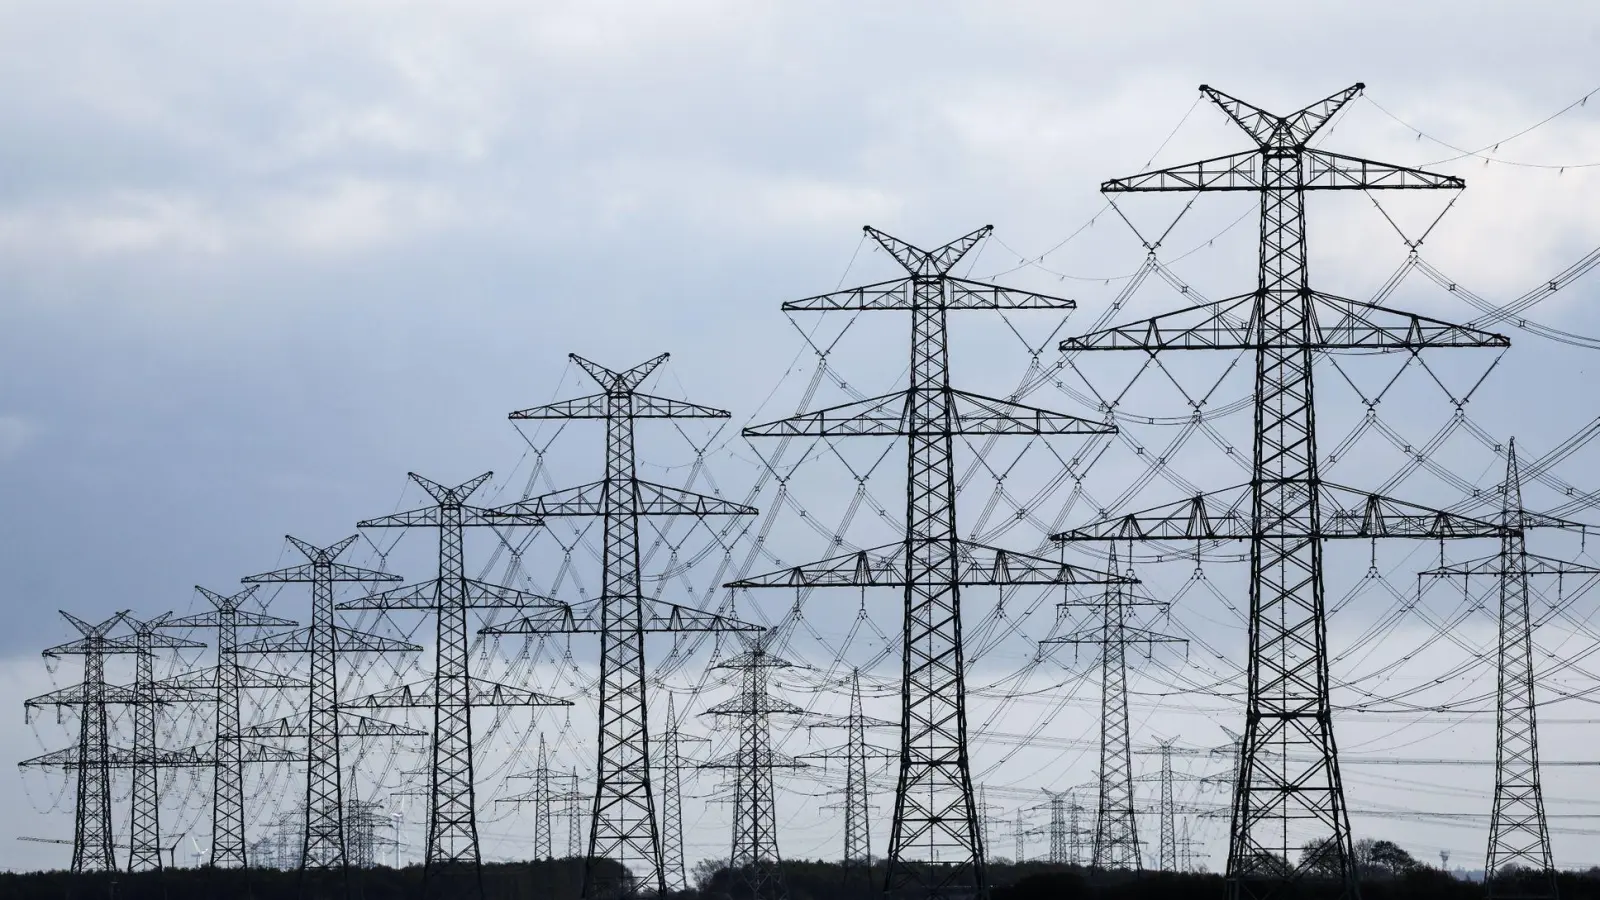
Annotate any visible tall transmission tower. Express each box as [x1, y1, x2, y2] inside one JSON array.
[[237, 535, 423, 875], [23, 611, 134, 873], [340, 471, 570, 895], [1052, 83, 1510, 898], [660, 694, 710, 890], [1044, 792, 1067, 865], [1423, 440, 1596, 900], [125, 613, 207, 872], [566, 771, 584, 860], [534, 734, 556, 861], [1156, 739, 1177, 872], [1068, 795, 1086, 866], [1010, 810, 1028, 864], [501, 735, 585, 862], [700, 642, 807, 900], [481, 352, 761, 898], [799, 669, 896, 886], [1044, 545, 1179, 871], [160, 585, 300, 868], [732, 225, 1130, 900]]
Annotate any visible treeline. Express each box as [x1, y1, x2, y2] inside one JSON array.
[[4, 859, 1600, 900]]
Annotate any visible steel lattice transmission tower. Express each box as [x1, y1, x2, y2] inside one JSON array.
[[502, 734, 586, 862], [1043, 546, 1178, 871], [340, 471, 570, 895], [1052, 83, 1510, 899], [125, 613, 207, 872], [534, 734, 558, 861], [161, 586, 300, 868], [800, 669, 896, 886], [482, 352, 761, 898], [237, 536, 424, 874], [1423, 441, 1595, 900], [732, 225, 1130, 900], [1068, 794, 1086, 866], [700, 642, 807, 900], [1155, 739, 1178, 872], [1044, 792, 1067, 865], [23, 612, 133, 873], [660, 694, 710, 890], [22, 614, 213, 874]]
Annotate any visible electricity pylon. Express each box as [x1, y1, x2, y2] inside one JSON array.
[[482, 352, 761, 899], [700, 642, 807, 900], [160, 585, 301, 868], [22, 612, 212, 872], [501, 735, 585, 862], [1052, 83, 1510, 899], [340, 471, 571, 896], [1044, 792, 1068, 865], [660, 694, 710, 891], [1009, 810, 1029, 864], [732, 225, 1131, 900], [237, 535, 424, 876], [799, 669, 896, 887], [1126, 736, 1190, 871], [1155, 739, 1177, 872], [125, 613, 207, 872], [1423, 440, 1597, 900], [1068, 795, 1086, 866], [1043, 545, 1179, 871], [23, 611, 134, 873]]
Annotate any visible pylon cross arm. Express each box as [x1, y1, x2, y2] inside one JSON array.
[[727, 538, 1130, 589], [347, 676, 571, 709], [1052, 483, 1510, 542], [480, 597, 762, 635], [1060, 290, 1507, 352], [491, 480, 755, 518]]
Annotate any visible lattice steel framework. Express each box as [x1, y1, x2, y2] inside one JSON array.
[[341, 471, 569, 895], [659, 694, 710, 890], [162, 586, 300, 868], [1052, 83, 1511, 900], [482, 353, 760, 899], [700, 643, 807, 900], [1044, 546, 1176, 871], [1423, 441, 1596, 900], [125, 613, 207, 872], [22, 617, 214, 875], [25, 612, 133, 873], [499, 734, 585, 862], [732, 226, 1130, 900], [535, 734, 555, 861], [801, 668, 896, 887], [1010, 810, 1027, 864], [1045, 792, 1067, 865], [1068, 796, 1084, 866], [1156, 740, 1177, 872], [237, 536, 422, 874]]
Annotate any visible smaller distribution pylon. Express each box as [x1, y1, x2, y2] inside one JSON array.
[[700, 642, 807, 900], [1423, 440, 1597, 900], [1043, 545, 1181, 871], [799, 669, 896, 888]]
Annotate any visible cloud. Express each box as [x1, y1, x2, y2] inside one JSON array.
[[0, 416, 40, 461]]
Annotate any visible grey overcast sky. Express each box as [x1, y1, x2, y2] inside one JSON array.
[[5, 0, 1600, 876]]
